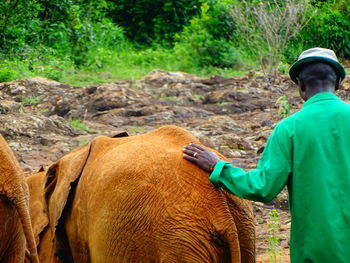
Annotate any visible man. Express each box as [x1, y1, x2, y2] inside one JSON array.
[[183, 48, 350, 262]]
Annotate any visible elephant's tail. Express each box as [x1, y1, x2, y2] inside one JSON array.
[[10, 190, 39, 263], [0, 188, 39, 263], [0, 134, 39, 263], [2, 186, 39, 263]]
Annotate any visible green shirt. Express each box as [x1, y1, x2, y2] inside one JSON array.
[[210, 92, 350, 262]]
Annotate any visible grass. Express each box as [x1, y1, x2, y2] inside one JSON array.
[[0, 44, 252, 87], [193, 94, 202, 99], [21, 96, 41, 106], [68, 119, 90, 132], [128, 126, 148, 134], [266, 209, 282, 263], [218, 101, 229, 106]]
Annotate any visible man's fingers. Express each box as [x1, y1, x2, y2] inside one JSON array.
[[190, 143, 206, 151], [183, 145, 201, 154], [183, 154, 198, 163], [182, 148, 198, 157]]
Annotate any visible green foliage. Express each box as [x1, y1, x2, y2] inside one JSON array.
[[293, 0, 350, 59], [18, 107, 26, 114], [1, 0, 349, 85], [68, 118, 90, 132], [21, 96, 41, 106], [106, 0, 200, 45], [0, 0, 42, 55], [276, 95, 291, 118], [266, 209, 282, 262], [174, 1, 240, 68], [0, 0, 124, 66], [0, 47, 75, 82], [0, 67, 18, 82], [231, 0, 312, 75]]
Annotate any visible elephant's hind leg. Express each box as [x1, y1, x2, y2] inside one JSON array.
[[0, 198, 25, 263]]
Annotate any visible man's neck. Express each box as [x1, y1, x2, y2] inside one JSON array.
[[304, 87, 335, 100]]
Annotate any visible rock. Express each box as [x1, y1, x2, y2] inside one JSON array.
[[0, 113, 75, 141], [1, 70, 348, 193], [54, 99, 72, 117], [139, 69, 199, 88], [86, 82, 148, 112], [261, 120, 274, 127], [0, 100, 22, 114], [9, 85, 27, 95], [218, 145, 236, 158]]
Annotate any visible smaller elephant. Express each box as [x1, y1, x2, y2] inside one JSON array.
[[27, 168, 58, 263], [44, 125, 255, 262], [0, 135, 38, 263]]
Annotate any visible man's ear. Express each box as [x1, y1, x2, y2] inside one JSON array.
[[296, 77, 307, 101], [335, 78, 342, 90], [296, 77, 305, 91]]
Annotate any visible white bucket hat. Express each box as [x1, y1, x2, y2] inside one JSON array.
[[289, 47, 345, 84]]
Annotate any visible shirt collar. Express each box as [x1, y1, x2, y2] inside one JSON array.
[[303, 92, 340, 107]]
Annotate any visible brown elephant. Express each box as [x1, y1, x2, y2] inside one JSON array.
[[0, 135, 38, 263], [26, 169, 58, 263], [44, 125, 255, 262]]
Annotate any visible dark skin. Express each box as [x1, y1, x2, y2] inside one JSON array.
[[182, 144, 219, 173], [183, 72, 341, 172], [296, 77, 340, 101]]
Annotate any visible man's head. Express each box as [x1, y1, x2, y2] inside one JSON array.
[[289, 48, 345, 100]]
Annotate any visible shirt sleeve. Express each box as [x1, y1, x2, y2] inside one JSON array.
[[209, 123, 292, 203]]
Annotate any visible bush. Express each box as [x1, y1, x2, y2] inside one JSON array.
[[106, 0, 201, 45], [174, 1, 240, 68], [0, 1, 43, 55], [74, 19, 126, 67], [291, 0, 350, 59], [0, 67, 18, 83], [0, 0, 120, 65], [231, 0, 312, 75]]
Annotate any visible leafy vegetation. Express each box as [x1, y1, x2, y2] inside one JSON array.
[[174, 1, 239, 68], [21, 96, 41, 106], [287, 0, 350, 60], [107, 0, 201, 44], [68, 119, 90, 132], [275, 96, 292, 119], [0, 0, 348, 85], [231, 0, 312, 75], [266, 209, 282, 262]]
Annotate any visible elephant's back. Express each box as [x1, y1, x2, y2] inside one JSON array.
[[80, 125, 218, 207], [67, 126, 238, 261], [64, 125, 255, 262]]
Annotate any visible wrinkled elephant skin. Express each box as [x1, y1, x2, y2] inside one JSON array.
[[0, 135, 38, 263], [44, 126, 255, 262], [27, 170, 58, 263]]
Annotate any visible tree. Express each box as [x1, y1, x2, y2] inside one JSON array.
[[230, 0, 313, 76]]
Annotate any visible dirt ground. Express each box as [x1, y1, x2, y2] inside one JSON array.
[[1, 70, 349, 261]]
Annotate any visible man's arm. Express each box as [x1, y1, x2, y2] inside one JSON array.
[[183, 123, 292, 203]]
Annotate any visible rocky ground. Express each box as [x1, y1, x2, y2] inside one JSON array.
[[1, 70, 349, 262]]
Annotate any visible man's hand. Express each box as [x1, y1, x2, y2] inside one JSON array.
[[182, 143, 220, 173]]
